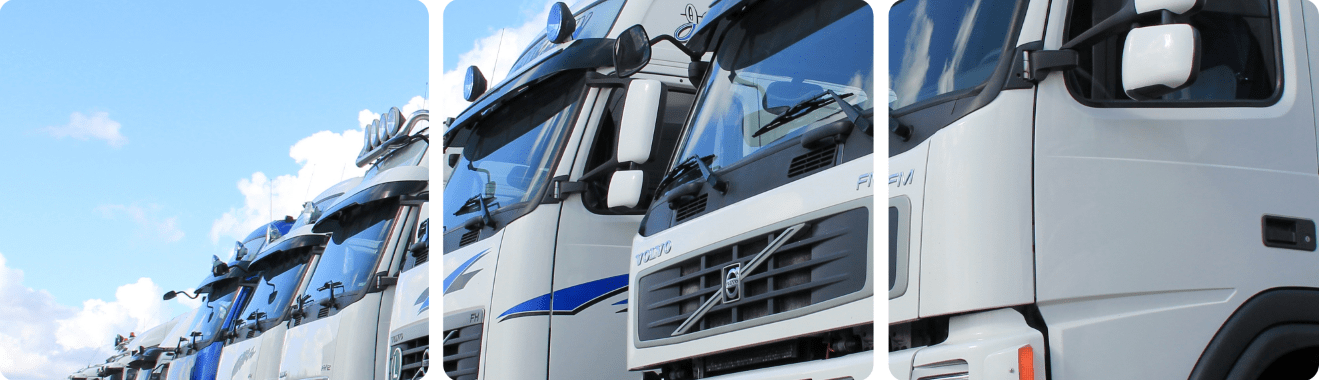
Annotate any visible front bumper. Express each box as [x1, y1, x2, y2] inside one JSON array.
[[686, 352, 873, 380], [890, 308, 1045, 380]]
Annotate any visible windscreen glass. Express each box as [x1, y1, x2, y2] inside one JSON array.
[[235, 249, 310, 331], [674, 0, 873, 173], [183, 281, 240, 347], [302, 201, 397, 306], [888, 0, 1018, 109], [443, 73, 584, 230]]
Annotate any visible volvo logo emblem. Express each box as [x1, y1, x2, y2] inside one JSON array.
[[388, 347, 402, 380], [722, 263, 741, 302]]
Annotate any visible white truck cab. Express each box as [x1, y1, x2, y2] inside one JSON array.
[[385, 200, 429, 380], [276, 107, 428, 380], [610, 0, 876, 378], [439, 0, 708, 378], [162, 219, 290, 380], [213, 177, 360, 380], [888, 0, 1319, 378]]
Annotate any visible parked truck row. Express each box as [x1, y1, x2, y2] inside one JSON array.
[[68, 105, 430, 380]]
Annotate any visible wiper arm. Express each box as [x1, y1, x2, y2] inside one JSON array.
[[828, 91, 872, 135], [454, 194, 496, 230], [655, 155, 727, 205], [751, 91, 853, 138]]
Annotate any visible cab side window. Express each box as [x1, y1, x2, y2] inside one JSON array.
[[1064, 0, 1279, 104], [581, 87, 695, 214]]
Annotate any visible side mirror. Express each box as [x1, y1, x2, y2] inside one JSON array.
[[607, 170, 645, 208], [613, 25, 652, 78], [1122, 24, 1200, 100], [162, 291, 176, 301], [463, 65, 488, 102], [547, 2, 577, 44], [617, 80, 663, 164]]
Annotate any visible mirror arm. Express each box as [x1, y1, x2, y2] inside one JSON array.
[[647, 34, 702, 61]]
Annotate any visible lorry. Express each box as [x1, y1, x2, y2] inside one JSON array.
[[162, 219, 290, 380], [276, 106, 428, 380], [886, 0, 1319, 378], [212, 177, 361, 380], [439, 0, 708, 378], [604, 0, 876, 378], [385, 200, 428, 380]]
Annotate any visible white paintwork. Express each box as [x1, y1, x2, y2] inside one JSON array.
[[1009, 0, 1318, 378], [887, 142, 927, 325], [1122, 24, 1199, 95], [618, 80, 662, 164], [1134, 0, 1200, 14], [919, 89, 1036, 318], [892, 308, 1045, 380], [628, 157, 873, 369], [607, 170, 644, 208]]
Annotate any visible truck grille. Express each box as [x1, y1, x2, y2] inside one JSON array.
[[636, 208, 869, 341], [442, 322, 482, 380], [393, 336, 429, 380]]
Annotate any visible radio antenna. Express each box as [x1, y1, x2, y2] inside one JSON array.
[[304, 164, 317, 200], [491, 28, 506, 83]]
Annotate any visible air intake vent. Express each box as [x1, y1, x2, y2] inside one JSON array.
[[459, 230, 480, 247], [636, 208, 869, 341], [415, 250, 429, 265], [443, 322, 483, 380], [393, 336, 430, 380], [317, 307, 330, 319], [674, 194, 708, 222], [788, 144, 837, 177], [246, 330, 255, 339]]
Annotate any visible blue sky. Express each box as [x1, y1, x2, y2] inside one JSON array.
[[0, 0, 425, 378]]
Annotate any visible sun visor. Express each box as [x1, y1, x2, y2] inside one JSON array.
[[249, 231, 329, 266], [312, 166, 427, 234], [129, 347, 165, 369]]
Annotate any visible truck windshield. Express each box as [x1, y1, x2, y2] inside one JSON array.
[[443, 73, 584, 230], [889, 0, 1018, 109], [184, 281, 240, 347], [304, 200, 398, 305], [673, 0, 873, 173], [235, 249, 310, 331]]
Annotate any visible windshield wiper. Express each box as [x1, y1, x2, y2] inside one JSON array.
[[655, 155, 727, 205], [454, 194, 496, 230], [751, 91, 854, 138]]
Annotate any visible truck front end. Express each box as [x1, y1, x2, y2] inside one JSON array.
[[624, 0, 875, 378], [278, 107, 428, 380]]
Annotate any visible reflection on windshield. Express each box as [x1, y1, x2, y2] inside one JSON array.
[[675, 0, 873, 172], [889, 0, 1017, 109], [235, 250, 310, 331], [443, 73, 585, 230], [303, 201, 397, 305], [184, 281, 240, 347]]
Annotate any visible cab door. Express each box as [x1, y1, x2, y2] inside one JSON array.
[[546, 79, 694, 379], [1032, 0, 1319, 378]]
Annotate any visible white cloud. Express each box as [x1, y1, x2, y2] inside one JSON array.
[[438, 0, 558, 126], [40, 111, 127, 148], [210, 96, 430, 249], [0, 252, 192, 380], [95, 204, 185, 243]]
